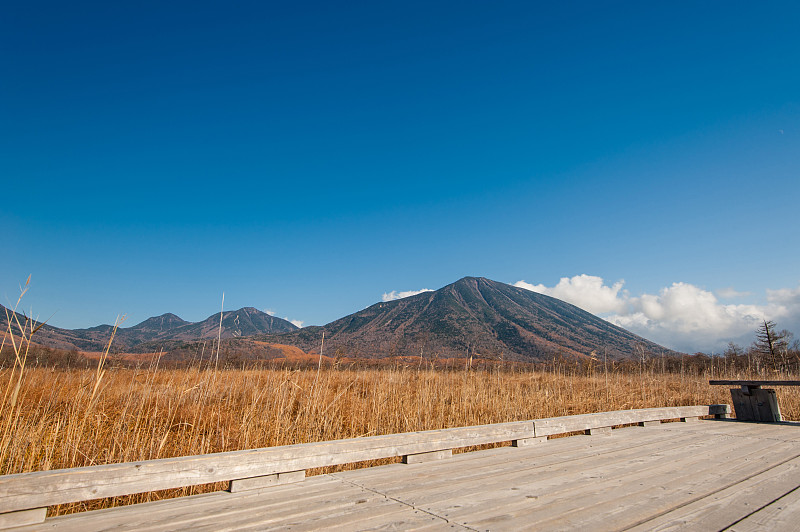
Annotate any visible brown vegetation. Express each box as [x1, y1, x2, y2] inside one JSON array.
[[4, 361, 800, 516]]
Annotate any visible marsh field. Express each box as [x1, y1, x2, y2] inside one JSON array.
[[4, 359, 799, 516]]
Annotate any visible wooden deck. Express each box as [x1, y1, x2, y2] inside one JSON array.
[[10, 417, 800, 531]]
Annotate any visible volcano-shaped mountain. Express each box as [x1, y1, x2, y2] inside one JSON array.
[[264, 277, 674, 361], [1, 305, 298, 352]]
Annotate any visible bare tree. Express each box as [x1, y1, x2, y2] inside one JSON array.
[[754, 320, 789, 372]]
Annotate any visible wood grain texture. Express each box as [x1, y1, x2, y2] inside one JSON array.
[[402, 449, 452, 464], [0, 420, 533, 513], [8, 419, 800, 532], [533, 405, 729, 437], [0, 508, 46, 529], [732, 388, 782, 422], [228, 469, 305, 493], [0, 405, 729, 518]]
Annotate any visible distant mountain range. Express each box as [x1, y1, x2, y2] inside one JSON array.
[[3, 277, 675, 361], [0, 306, 298, 352], [260, 277, 674, 361]]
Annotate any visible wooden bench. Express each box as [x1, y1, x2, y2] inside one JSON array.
[[0, 404, 730, 529], [710, 380, 800, 422]]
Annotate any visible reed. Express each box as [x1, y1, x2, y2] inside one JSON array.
[[4, 361, 796, 515]]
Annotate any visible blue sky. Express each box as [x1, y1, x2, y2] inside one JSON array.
[[2, 1, 799, 352]]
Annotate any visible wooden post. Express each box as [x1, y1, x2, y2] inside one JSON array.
[[512, 437, 547, 447], [0, 508, 47, 528], [731, 386, 782, 422], [639, 420, 661, 427], [229, 470, 305, 493], [403, 449, 452, 464]]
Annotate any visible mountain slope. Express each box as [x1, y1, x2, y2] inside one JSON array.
[[131, 307, 298, 346], [1, 305, 298, 352], [264, 277, 674, 361]]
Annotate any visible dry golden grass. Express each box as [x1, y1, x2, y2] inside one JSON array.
[[4, 360, 800, 515], [0, 364, 727, 476]]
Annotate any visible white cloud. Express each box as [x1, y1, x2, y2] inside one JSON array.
[[716, 287, 751, 299], [515, 275, 627, 314], [607, 283, 766, 352], [766, 285, 800, 333], [289, 319, 304, 328], [516, 275, 800, 353], [767, 285, 800, 308], [382, 289, 434, 302], [264, 309, 276, 316]]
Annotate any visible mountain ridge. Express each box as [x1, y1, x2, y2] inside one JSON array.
[[259, 277, 675, 361], [0, 305, 298, 352], [3, 277, 677, 360]]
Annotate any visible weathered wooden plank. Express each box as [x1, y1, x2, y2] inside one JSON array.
[[30, 476, 370, 532], [639, 420, 661, 427], [626, 456, 800, 531], [0, 406, 729, 519], [454, 449, 772, 529], [193, 496, 401, 532], [486, 437, 800, 530], [0, 507, 46, 529], [569, 448, 800, 531], [27, 490, 235, 531], [4, 430, 688, 530], [420, 442, 745, 529], [403, 449, 452, 464], [217, 497, 420, 532], [0, 420, 534, 513], [145, 483, 400, 532], [731, 388, 758, 420], [723, 381, 788, 424], [756, 388, 782, 421], [374, 425, 701, 495], [369, 429, 731, 507], [533, 405, 728, 436], [340, 425, 690, 496], [16, 417, 800, 532], [410, 427, 781, 520], [228, 469, 305, 493], [728, 477, 800, 531], [327, 446, 520, 486], [731, 388, 782, 422], [586, 426, 612, 436], [240, 508, 445, 532], [658, 419, 800, 439]]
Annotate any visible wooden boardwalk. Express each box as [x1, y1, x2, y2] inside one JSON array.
[[5, 409, 800, 530]]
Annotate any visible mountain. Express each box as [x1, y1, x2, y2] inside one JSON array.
[[127, 307, 298, 351], [1, 305, 298, 352], [261, 277, 675, 361], [4, 277, 675, 361]]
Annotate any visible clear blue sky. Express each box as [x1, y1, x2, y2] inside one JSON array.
[[2, 1, 799, 351]]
